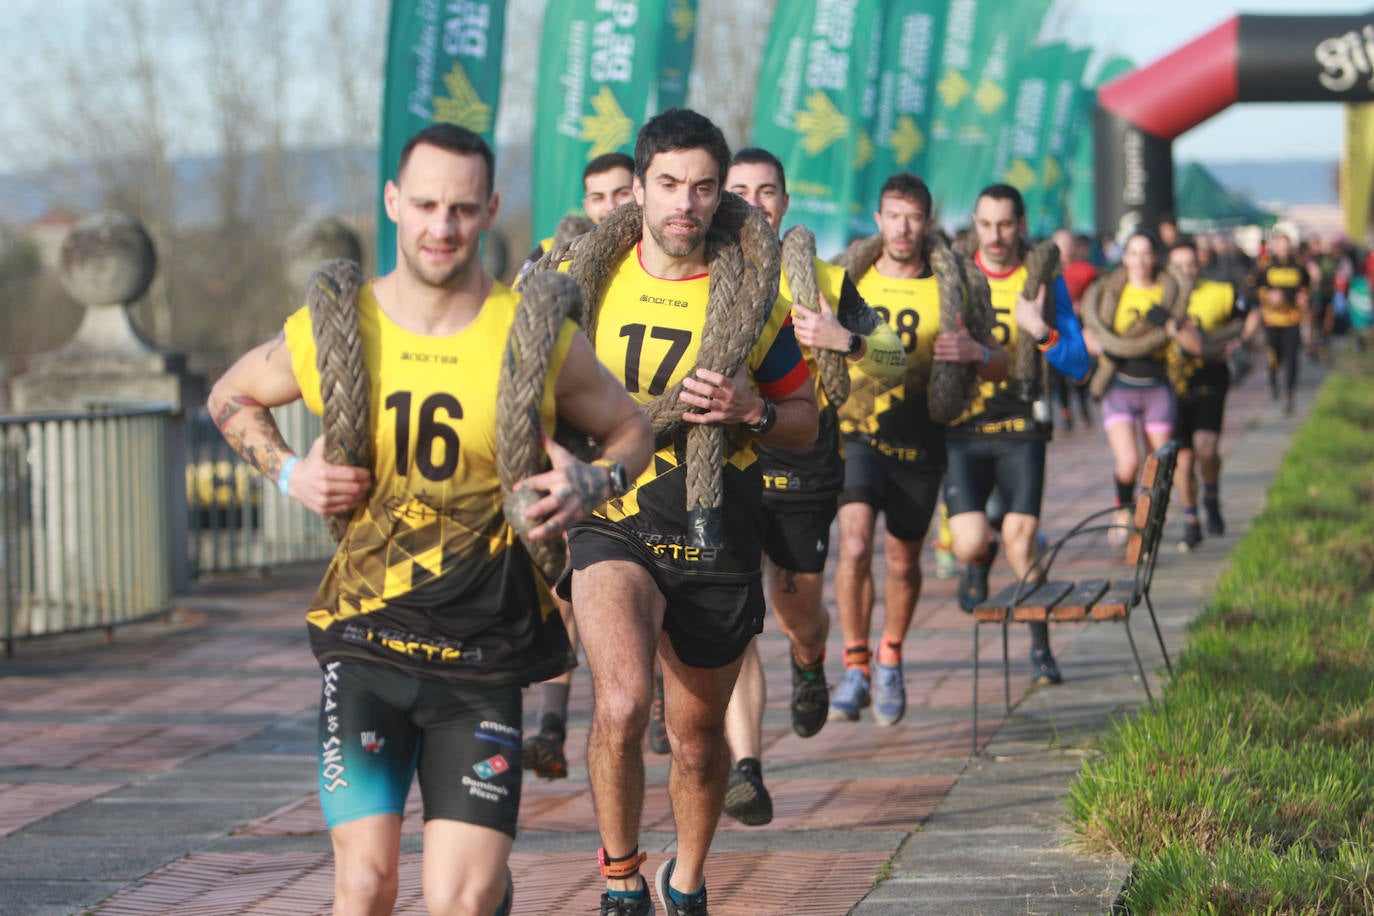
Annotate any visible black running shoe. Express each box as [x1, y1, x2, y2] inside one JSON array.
[[958, 539, 999, 612], [1204, 501, 1225, 536], [1030, 647, 1063, 686], [600, 877, 654, 916], [655, 857, 709, 915], [790, 652, 829, 738], [646, 672, 670, 755], [1178, 519, 1202, 553], [722, 757, 773, 826], [521, 713, 568, 780]]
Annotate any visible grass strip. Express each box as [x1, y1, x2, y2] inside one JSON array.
[[1064, 349, 1374, 913]]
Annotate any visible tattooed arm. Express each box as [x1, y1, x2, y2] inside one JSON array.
[[515, 331, 652, 542], [206, 331, 371, 517]]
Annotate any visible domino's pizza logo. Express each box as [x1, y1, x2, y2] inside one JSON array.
[[472, 754, 510, 779]]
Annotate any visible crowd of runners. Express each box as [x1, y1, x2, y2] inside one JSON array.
[[209, 109, 1334, 915]]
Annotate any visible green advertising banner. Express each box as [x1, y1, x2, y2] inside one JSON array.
[[377, 0, 508, 274], [656, 0, 698, 111], [1032, 45, 1092, 236], [1069, 55, 1134, 233], [925, 0, 1051, 227], [990, 44, 1059, 209], [861, 0, 948, 225], [752, 0, 885, 257], [531, 0, 667, 243]]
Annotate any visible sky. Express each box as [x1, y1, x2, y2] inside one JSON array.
[[1, 0, 1371, 173], [1050, 0, 1374, 163]]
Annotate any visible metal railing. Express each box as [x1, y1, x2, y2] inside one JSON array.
[[185, 400, 336, 578], [2, 401, 337, 653], [2, 407, 174, 652]]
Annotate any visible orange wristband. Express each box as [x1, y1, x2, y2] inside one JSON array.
[[1035, 329, 1060, 352]]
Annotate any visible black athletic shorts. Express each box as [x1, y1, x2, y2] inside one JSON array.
[[837, 437, 943, 542], [762, 503, 837, 574], [559, 527, 764, 669], [943, 437, 1047, 519], [1172, 385, 1228, 441], [317, 660, 523, 837]]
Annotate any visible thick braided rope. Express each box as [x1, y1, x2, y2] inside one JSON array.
[[307, 259, 372, 542], [530, 192, 779, 547], [1083, 267, 1192, 397], [781, 226, 848, 407], [495, 272, 582, 584], [1016, 240, 1060, 382]]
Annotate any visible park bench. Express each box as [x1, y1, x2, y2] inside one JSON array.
[[969, 441, 1179, 754]]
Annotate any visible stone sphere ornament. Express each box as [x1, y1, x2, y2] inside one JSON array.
[[284, 218, 363, 292], [58, 212, 157, 307]]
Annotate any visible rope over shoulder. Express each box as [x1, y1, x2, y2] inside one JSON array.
[[529, 191, 780, 549], [781, 226, 848, 407], [1083, 266, 1193, 398], [496, 271, 584, 584], [307, 259, 372, 543]]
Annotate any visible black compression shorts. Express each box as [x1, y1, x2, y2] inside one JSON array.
[[559, 527, 764, 669], [317, 660, 523, 837], [943, 437, 1046, 519], [837, 437, 943, 542], [1172, 385, 1228, 440]]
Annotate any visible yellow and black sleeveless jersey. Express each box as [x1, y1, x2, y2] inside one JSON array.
[[949, 254, 1043, 440], [836, 264, 945, 467], [1106, 283, 1170, 381], [761, 258, 906, 506], [1251, 257, 1307, 328], [573, 244, 810, 578], [285, 281, 577, 686], [1172, 278, 1239, 396]]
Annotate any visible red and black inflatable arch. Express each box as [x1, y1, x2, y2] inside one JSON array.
[[1096, 11, 1374, 238]]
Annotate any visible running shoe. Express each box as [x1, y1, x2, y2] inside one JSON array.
[[647, 672, 670, 755], [722, 757, 773, 826], [655, 857, 709, 916], [1030, 647, 1063, 686], [934, 544, 959, 579], [872, 662, 906, 726], [521, 713, 568, 780], [790, 651, 829, 738], [827, 667, 871, 722], [1107, 508, 1132, 548], [1204, 501, 1225, 536], [600, 877, 655, 916], [958, 539, 999, 612], [1178, 519, 1202, 553]]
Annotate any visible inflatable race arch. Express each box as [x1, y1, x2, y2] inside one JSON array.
[[1095, 10, 1374, 238]]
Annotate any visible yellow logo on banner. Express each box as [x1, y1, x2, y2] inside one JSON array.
[[796, 92, 849, 156], [1042, 156, 1061, 189], [670, 0, 695, 42], [432, 63, 492, 133], [855, 129, 874, 170], [937, 70, 970, 110], [975, 79, 1006, 115], [892, 115, 925, 166], [581, 86, 634, 158], [1005, 158, 1037, 190]]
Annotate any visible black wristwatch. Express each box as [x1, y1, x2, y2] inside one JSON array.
[[595, 459, 631, 497], [846, 332, 863, 356], [744, 399, 777, 436]]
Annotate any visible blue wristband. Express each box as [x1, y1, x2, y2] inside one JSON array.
[[277, 456, 299, 496], [980, 344, 991, 366]]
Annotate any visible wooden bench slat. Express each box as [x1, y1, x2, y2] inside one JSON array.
[[972, 580, 1049, 623], [1049, 578, 1111, 620], [1091, 581, 1138, 620], [1012, 581, 1075, 621]]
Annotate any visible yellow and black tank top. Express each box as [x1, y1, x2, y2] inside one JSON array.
[[762, 258, 906, 504], [572, 245, 810, 578], [949, 255, 1041, 440], [1172, 278, 1238, 396], [1253, 257, 1306, 328], [1108, 282, 1170, 382], [285, 280, 577, 685], [836, 264, 945, 466]]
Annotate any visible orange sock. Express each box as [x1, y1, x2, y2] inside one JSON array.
[[877, 640, 902, 667], [843, 644, 871, 678]]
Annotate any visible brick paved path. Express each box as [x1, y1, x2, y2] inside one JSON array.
[[0, 364, 1313, 915]]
